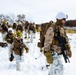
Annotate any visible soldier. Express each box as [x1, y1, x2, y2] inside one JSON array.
[[14, 30, 23, 39], [24, 21, 29, 38], [4, 28, 14, 56], [12, 22, 17, 32], [9, 36, 29, 71], [29, 23, 36, 42], [1, 21, 8, 42], [32, 23, 36, 38], [1, 20, 8, 33], [5, 28, 14, 44], [41, 12, 72, 75], [16, 22, 23, 32], [0, 26, 3, 42]]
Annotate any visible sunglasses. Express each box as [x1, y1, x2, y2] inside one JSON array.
[[62, 18, 66, 20]]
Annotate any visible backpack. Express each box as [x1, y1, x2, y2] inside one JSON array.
[[38, 22, 53, 48]]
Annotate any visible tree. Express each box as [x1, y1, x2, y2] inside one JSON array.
[[17, 14, 25, 22]]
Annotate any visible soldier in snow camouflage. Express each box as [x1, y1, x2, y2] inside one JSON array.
[[41, 12, 72, 75]]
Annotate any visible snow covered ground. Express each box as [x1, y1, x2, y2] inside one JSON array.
[[0, 32, 76, 75]]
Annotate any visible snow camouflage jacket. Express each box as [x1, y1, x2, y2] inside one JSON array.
[[10, 39, 29, 55], [44, 24, 72, 64]]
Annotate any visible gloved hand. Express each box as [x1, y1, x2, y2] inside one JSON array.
[[26, 48, 29, 53], [66, 49, 72, 58], [65, 44, 72, 58], [9, 54, 14, 62], [65, 44, 71, 50], [26, 50, 28, 53]]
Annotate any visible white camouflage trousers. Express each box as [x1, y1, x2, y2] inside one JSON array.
[[2, 32, 7, 42], [48, 51, 64, 75], [25, 29, 28, 38], [14, 54, 24, 71]]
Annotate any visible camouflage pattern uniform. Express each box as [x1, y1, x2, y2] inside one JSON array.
[[5, 28, 14, 57], [1, 23, 8, 42], [24, 21, 29, 38], [44, 20, 72, 75], [1, 23, 8, 34], [32, 23, 36, 38], [12, 23, 17, 32], [0, 26, 3, 42], [29, 23, 36, 42], [10, 38, 29, 71]]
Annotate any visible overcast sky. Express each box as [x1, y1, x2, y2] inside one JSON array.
[[0, 0, 76, 23]]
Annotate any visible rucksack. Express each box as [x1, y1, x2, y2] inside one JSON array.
[[38, 22, 53, 48]]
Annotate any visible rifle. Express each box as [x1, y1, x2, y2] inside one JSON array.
[[54, 28, 70, 63], [35, 52, 44, 59], [19, 39, 23, 60]]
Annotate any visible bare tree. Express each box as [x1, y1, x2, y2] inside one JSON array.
[[17, 14, 25, 22]]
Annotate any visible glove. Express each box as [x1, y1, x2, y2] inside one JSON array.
[[40, 49, 43, 52], [44, 51, 53, 64], [65, 44, 72, 58], [37, 42, 42, 48], [66, 49, 72, 58], [9, 54, 14, 62], [26, 50, 28, 53], [65, 44, 71, 50], [26, 48, 29, 53]]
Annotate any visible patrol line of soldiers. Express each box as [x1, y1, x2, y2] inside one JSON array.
[[0, 20, 36, 42], [0, 21, 36, 70], [0, 12, 72, 75]]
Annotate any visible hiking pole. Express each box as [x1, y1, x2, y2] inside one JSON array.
[[35, 51, 44, 59]]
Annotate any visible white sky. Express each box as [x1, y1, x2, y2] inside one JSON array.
[[0, 0, 76, 23]]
